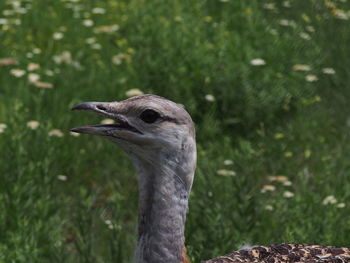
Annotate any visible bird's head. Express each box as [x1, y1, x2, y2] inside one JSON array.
[[71, 94, 196, 168]]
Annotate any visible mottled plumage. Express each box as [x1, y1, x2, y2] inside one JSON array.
[[204, 243, 350, 263], [71, 94, 349, 263]]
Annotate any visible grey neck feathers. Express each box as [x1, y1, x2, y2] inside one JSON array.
[[132, 143, 196, 263]]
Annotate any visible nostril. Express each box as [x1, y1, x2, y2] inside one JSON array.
[[97, 105, 107, 111]]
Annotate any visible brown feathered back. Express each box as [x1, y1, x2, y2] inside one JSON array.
[[203, 243, 350, 263]]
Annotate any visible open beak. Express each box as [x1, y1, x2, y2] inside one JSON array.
[[70, 102, 141, 136]]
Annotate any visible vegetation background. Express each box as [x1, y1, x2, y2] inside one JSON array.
[[1, 0, 350, 262]]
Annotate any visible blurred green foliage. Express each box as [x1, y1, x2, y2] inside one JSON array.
[[1, 0, 350, 262]]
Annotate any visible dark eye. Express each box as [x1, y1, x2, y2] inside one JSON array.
[[140, 109, 161, 123]]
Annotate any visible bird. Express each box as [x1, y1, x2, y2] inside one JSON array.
[[71, 94, 350, 263]]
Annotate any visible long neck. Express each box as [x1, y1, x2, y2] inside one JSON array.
[[132, 151, 195, 263]]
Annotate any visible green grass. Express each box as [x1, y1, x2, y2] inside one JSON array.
[[1, 0, 350, 262]]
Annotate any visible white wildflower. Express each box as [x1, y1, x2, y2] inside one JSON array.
[[322, 195, 337, 205], [224, 160, 234, 165], [92, 7, 106, 14], [17, 7, 29, 14], [337, 203, 346, 208], [57, 175, 68, 181], [125, 89, 144, 97], [250, 58, 266, 66], [306, 26, 315, 32], [305, 74, 318, 82], [10, 69, 25, 77], [267, 176, 288, 182], [33, 81, 53, 89], [282, 1, 291, 7], [261, 185, 276, 193], [334, 10, 348, 20], [0, 123, 7, 133], [33, 48, 42, 54], [94, 24, 120, 34], [104, 220, 114, 229], [264, 205, 274, 211], [27, 63, 40, 71], [299, 32, 311, 40], [293, 64, 311, 71], [216, 169, 236, 177], [53, 51, 72, 64], [10, 1, 21, 9], [263, 3, 275, 10], [83, 19, 94, 27], [205, 94, 215, 102], [3, 10, 14, 16], [0, 18, 9, 25], [283, 191, 294, 198], [85, 37, 96, 44], [174, 16, 183, 22], [27, 120, 40, 130], [85, 38, 101, 49], [283, 180, 292, 186], [112, 53, 130, 65], [13, 19, 21, 25], [45, 70, 54, 76], [91, 43, 101, 50], [71, 61, 82, 69], [49, 129, 64, 137], [322, 68, 336, 74], [269, 29, 278, 35], [279, 19, 291, 26], [53, 32, 64, 40], [70, 131, 80, 137], [28, 73, 40, 83]]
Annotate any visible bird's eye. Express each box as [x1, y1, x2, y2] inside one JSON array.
[[140, 109, 161, 124]]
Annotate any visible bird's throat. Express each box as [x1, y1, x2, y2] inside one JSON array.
[[134, 161, 190, 263]]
